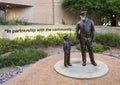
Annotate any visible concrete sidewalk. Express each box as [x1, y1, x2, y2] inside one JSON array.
[[2, 53, 120, 85]]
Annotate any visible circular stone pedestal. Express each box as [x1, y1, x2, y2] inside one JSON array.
[[54, 58, 109, 79]]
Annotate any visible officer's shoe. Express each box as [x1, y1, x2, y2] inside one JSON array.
[[64, 65, 68, 68], [68, 64, 72, 66], [91, 62, 97, 66], [82, 62, 86, 66]]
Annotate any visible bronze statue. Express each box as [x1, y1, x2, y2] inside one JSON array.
[[75, 11, 97, 66], [63, 35, 72, 67]]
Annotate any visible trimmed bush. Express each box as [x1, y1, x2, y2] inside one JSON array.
[[92, 42, 109, 52], [44, 34, 59, 46], [10, 36, 32, 50], [30, 35, 45, 48], [44, 33, 74, 47], [0, 48, 47, 68], [1, 32, 119, 54], [95, 32, 120, 47], [0, 17, 8, 25], [76, 42, 109, 52], [0, 33, 73, 51], [0, 38, 11, 54], [0, 17, 30, 25]]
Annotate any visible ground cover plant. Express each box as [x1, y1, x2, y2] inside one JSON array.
[[0, 48, 47, 68]]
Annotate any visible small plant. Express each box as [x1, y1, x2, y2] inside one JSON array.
[[30, 35, 45, 48], [0, 17, 8, 25], [0, 48, 47, 68], [95, 32, 120, 47], [43, 33, 74, 47], [44, 34, 59, 46], [0, 17, 30, 25], [92, 42, 109, 52], [76, 42, 109, 52], [0, 38, 11, 54]]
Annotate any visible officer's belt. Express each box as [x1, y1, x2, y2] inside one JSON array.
[[80, 33, 91, 38]]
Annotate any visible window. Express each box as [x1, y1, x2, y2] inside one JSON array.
[[0, 7, 5, 19]]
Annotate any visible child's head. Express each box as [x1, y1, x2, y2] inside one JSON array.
[[63, 35, 68, 40]]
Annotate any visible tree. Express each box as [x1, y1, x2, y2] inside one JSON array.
[[62, 0, 120, 26]]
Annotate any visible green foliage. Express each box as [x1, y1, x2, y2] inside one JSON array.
[[0, 33, 74, 53], [0, 17, 30, 25], [8, 37, 32, 51], [92, 42, 109, 52], [62, 0, 102, 12], [0, 38, 11, 54], [76, 44, 81, 50], [0, 48, 47, 68], [44, 33, 74, 47], [1, 32, 120, 54], [62, 0, 101, 11], [44, 34, 60, 46], [0, 17, 8, 25], [95, 32, 120, 47], [62, 0, 120, 21], [30, 35, 45, 48], [76, 42, 109, 52]]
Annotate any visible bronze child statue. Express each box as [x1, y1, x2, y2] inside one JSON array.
[[63, 35, 73, 68]]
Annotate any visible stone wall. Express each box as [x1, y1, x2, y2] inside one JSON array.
[[0, 25, 74, 39], [0, 25, 120, 39], [95, 26, 120, 33]]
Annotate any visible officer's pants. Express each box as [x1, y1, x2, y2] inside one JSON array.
[[80, 38, 95, 63]]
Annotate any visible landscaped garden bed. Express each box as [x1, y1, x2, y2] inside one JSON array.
[[0, 32, 120, 69]]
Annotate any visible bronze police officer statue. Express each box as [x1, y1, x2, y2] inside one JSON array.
[[75, 11, 97, 66], [63, 35, 72, 68]]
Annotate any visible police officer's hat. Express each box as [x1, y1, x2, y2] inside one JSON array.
[[80, 11, 87, 16]]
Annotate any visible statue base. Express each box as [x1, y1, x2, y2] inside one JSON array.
[[54, 58, 109, 79]]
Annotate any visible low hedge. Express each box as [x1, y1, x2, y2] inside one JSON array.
[[76, 42, 109, 52], [95, 32, 120, 47], [0, 32, 120, 54], [43, 33, 74, 46], [0, 17, 30, 25], [0, 33, 74, 54], [0, 48, 47, 68]]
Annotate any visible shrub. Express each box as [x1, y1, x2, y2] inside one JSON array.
[[92, 42, 109, 52], [7, 19, 30, 25], [30, 35, 45, 48], [0, 38, 11, 54], [0, 48, 47, 68], [10, 37, 32, 50], [95, 32, 120, 47], [0, 17, 30, 25], [44, 34, 59, 46], [1, 32, 119, 54], [43, 33, 74, 47], [76, 42, 109, 52], [0, 17, 8, 25]]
